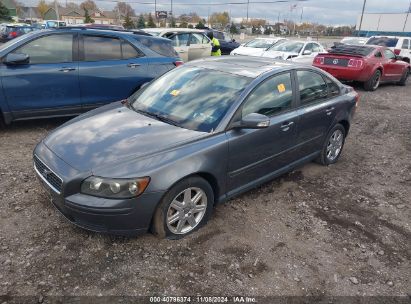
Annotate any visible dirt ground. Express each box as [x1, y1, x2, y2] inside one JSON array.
[[0, 82, 410, 300]]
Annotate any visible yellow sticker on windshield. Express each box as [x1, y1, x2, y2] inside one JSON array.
[[170, 89, 180, 97], [277, 84, 286, 93]]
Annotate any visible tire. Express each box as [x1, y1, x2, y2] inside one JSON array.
[[0, 113, 6, 129], [152, 176, 214, 239], [316, 124, 346, 166], [364, 70, 381, 91], [397, 68, 409, 86]]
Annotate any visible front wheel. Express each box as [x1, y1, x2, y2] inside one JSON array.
[[364, 70, 381, 91], [152, 176, 214, 239], [316, 124, 346, 166]]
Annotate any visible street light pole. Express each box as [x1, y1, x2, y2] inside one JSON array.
[[402, 0, 411, 32], [357, 0, 367, 36]]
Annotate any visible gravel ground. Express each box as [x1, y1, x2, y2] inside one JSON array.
[[0, 82, 410, 299]]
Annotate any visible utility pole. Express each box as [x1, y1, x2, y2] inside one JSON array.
[[54, 0, 59, 20], [300, 7, 304, 24], [246, 0, 249, 23], [357, 0, 367, 36], [402, 0, 411, 32]]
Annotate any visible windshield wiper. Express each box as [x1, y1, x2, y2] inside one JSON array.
[[134, 108, 181, 127]]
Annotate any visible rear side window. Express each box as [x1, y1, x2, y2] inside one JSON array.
[[121, 41, 141, 59], [242, 72, 293, 117], [135, 36, 178, 57], [83, 36, 122, 61], [325, 76, 340, 97], [297, 70, 328, 106], [367, 37, 399, 47], [13, 34, 73, 64], [190, 33, 209, 45], [402, 39, 410, 49]]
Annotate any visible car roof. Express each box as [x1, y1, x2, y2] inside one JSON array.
[[185, 56, 305, 78], [145, 27, 204, 34]]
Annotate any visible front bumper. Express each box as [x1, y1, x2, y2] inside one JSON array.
[[34, 144, 165, 236]]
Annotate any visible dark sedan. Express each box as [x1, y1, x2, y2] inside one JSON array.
[[33, 56, 359, 239]]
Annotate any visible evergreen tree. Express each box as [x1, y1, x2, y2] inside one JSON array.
[[170, 16, 176, 27], [147, 13, 156, 28], [195, 20, 206, 29], [137, 14, 145, 28], [0, 1, 12, 21], [123, 13, 134, 29], [229, 22, 238, 34], [84, 8, 94, 23]]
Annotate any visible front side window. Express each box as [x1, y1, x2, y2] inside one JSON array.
[[175, 33, 190, 47], [130, 66, 251, 132], [13, 34, 73, 64], [383, 49, 396, 59], [189, 33, 202, 45], [83, 35, 122, 61], [297, 70, 328, 106], [270, 41, 304, 53], [242, 72, 293, 117]]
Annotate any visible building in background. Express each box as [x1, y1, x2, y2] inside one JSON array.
[[356, 13, 411, 36], [43, 7, 120, 25]]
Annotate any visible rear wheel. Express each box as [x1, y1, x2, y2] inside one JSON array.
[[397, 68, 409, 86], [316, 124, 346, 166], [152, 176, 214, 239], [364, 70, 381, 91]]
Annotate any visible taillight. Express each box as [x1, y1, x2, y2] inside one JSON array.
[[174, 61, 184, 67], [9, 31, 17, 38], [394, 49, 401, 55], [347, 59, 363, 68], [314, 56, 324, 65]]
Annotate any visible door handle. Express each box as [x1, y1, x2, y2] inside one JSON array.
[[59, 67, 76, 72], [325, 107, 335, 115], [280, 121, 294, 131], [127, 63, 141, 68]]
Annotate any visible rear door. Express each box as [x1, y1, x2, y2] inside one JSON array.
[[188, 33, 211, 60], [294, 69, 339, 157], [226, 72, 300, 194], [78, 34, 149, 110], [0, 33, 81, 118]]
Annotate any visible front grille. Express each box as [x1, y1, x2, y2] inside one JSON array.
[[34, 156, 63, 194], [324, 58, 349, 67]]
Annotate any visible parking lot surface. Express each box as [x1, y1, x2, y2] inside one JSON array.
[[0, 82, 410, 297]]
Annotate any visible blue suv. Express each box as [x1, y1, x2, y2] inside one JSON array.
[[0, 27, 181, 126]]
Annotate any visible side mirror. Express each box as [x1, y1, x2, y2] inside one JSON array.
[[303, 50, 312, 56], [4, 53, 29, 65], [233, 113, 270, 129]]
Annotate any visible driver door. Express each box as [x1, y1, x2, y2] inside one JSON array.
[[382, 49, 404, 81], [226, 72, 300, 195], [0, 33, 80, 118]]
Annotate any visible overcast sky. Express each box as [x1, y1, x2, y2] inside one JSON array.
[[25, 0, 411, 25]]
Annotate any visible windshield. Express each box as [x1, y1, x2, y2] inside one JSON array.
[[130, 66, 251, 132], [269, 41, 304, 53], [244, 39, 275, 49]]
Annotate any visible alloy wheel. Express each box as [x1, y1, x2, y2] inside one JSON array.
[[326, 129, 344, 161], [166, 187, 207, 235]]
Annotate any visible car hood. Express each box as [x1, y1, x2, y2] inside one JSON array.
[[262, 51, 299, 60], [43, 105, 205, 172], [232, 47, 266, 57]]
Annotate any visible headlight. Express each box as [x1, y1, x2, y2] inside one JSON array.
[[81, 176, 150, 199]]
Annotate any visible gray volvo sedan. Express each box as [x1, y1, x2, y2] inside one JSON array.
[[33, 56, 359, 239]]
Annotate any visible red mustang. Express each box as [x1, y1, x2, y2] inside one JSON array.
[[313, 44, 410, 91]]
